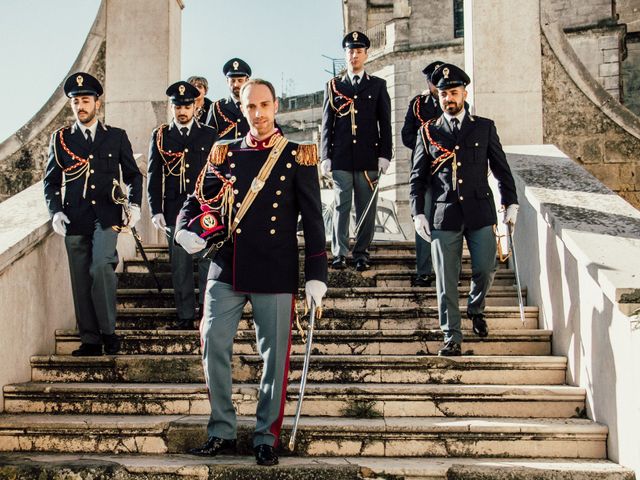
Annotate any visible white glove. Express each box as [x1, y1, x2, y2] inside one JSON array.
[[503, 204, 519, 226], [152, 213, 167, 231], [414, 214, 431, 242], [305, 280, 327, 309], [52, 212, 70, 237], [175, 229, 206, 254], [320, 159, 332, 177], [128, 205, 141, 229], [378, 157, 390, 174]]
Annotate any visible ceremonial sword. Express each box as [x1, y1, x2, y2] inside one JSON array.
[[507, 223, 525, 324], [111, 181, 163, 294], [289, 298, 318, 451], [354, 168, 383, 237]]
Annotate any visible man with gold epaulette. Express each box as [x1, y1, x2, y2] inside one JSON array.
[[205, 58, 251, 140], [175, 79, 327, 466], [321, 31, 392, 271], [401, 60, 444, 288], [43, 72, 142, 357], [147, 81, 218, 330], [409, 64, 519, 357]]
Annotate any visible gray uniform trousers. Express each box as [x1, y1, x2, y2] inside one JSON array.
[[331, 169, 378, 260], [431, 225, 497, 344], [64, 222, 119, 345], [201, 280, 294, 447], [166, 225, 210, 321]]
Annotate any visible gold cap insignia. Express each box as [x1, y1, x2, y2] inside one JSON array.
[[76, 75, 84, 87], [233, 61, 239, 70], [178, 85, 186, 96], [443, 67, 450, 79], [201, 213, 218, 230], [353, 32, 358, 41]]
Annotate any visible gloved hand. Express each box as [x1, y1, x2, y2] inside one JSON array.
[[175, 229, 206, 254], [503, 204, 519, 226], [305, 279, 327, 309], [320, 159, 332, 177], [378, 157, 390, 174], [414, 214, 431, 242], [52, 212, 70, 237], [152, 213, 167, 231], [129, 204, 141, 229]]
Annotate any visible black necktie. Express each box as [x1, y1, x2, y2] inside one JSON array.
[[85, 129, 93, 145], [353, 75, 360, 88], [451, 118, 460, 135], [180, 127, 188, 137]]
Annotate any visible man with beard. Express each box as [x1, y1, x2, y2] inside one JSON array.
[[321, 31, 392, 272], [409, 64, 518, 356], [176, 79, 327, 465], [147, 81, 218, 330], [401, 60, 444, 287], [187, 76, 213, 125], [43, 72, 142, 356], [205, 58, 251, 140]]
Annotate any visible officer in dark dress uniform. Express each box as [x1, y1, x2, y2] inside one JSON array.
[[176, 79, 327, 466], [147, 81, 218, 329], [409, 64, 519, 356], [205, 58, 251, 140], [321, 31, 393, 271], [43, 72, 143, 356], [187, 75, 213, 125], [401, 60, 444, 287]]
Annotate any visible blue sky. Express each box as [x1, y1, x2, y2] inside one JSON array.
[[0, 0, 344, 143]]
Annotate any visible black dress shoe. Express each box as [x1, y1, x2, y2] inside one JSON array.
[[254, 444, 278, 466], [331, 255, 347, 270], [438, 339, 462, 356], [355, 258, 370, 272], [166, 318, 195, 330], [188, 436, 236, 456], [413, 273, 435, 287], [71, 343, 102, 357], [469, 312, 489, 337], [102, 334, 121, 355]]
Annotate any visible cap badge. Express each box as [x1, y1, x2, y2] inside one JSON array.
[[76, 75, 84, 87], [353, 32, 358, 40], [233, 61, 239, 70], [178, 85, 186, 96], [443, 67, 450, 79]]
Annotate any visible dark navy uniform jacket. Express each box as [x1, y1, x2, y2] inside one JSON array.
[[195, 97, 213, 125], [401, 93, 442, 151], [176, 133, 328, 294], [205, 97, 249, 141], [321, 72, 392, 171], [44, 122, 142, 235], [147, 121, 218, 226], [409, 112, 518, 231]]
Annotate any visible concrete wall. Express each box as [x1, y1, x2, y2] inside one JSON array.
[[504, 145, 640, 474], [0, 182, 75, 412], [408, 0, 457, 46]]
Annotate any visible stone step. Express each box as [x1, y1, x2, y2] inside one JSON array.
[[0, 453, 632, 480], [115, 305, 540, 330], [116, 268, 517, 289], [30, 354, 566, 385], [123, 253, 497, 273], [0, 414, 607, 458], [115, 285, 527, 309], [54, 329, 552, 356], [3, 382, 585, 418]]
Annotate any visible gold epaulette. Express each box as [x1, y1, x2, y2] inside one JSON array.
[[207, 140, 234, 166], [294, 142, 318, 166]]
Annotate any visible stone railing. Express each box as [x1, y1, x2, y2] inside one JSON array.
[[366, 22, 387, 51], [504, 144, 640, 474]]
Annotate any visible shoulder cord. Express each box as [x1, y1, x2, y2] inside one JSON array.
[[421, 120, 458, 189], [214, 101, 237, 138]]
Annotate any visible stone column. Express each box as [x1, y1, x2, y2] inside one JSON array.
[[463, 0, 543, 144], [104, 0, 183, 251]]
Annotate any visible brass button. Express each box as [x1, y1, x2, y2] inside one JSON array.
[[108, 153, 112, 157], [475, 142, 479, 147], [236, 202, 241, 208], [455, 146, 460, 150], [230, 163, 236, 168], [280, 176, 285, 181], [228, 152, 233, 157], [291, 150, 297, 156], [186, 179, 190, 183], [233, 189, 239, 194], [55, 191, 60, 195], [90, 169, 95, 174], [286, 163, 292, 169], [354, 109, 358, 114], [91, 200, 96, 205], [201, 147, 205, 151], [273, 203, 278, 208], [459, 196, 464, 201], [231, 176, 237, 182], [237, 118, 242, 122], [354, 95, 358, 99], [184, 148, 189, 153], [236, 228, 242, 234], [270, 229, 276, 235], [457, 162, 462, 166], [276, 190, 282, 196], [185, 163, 190, 168], [353, 139, 357, 144], [458, 179, 463, 184], [89, 154, 94, 159], [90, 184, 95, 189], [271, 216, 276, 221]]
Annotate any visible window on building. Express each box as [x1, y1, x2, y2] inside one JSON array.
[[288, 98, 297, 110], [454, 0, 464, 38]]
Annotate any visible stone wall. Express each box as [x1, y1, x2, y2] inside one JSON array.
[[544, 0, 613, 27], [408, 0, 456, 46], [622, 37, 640, 113], [541, 33, 640, 208]]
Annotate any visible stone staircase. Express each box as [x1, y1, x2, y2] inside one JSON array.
[[0, 241, 635, 479]]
